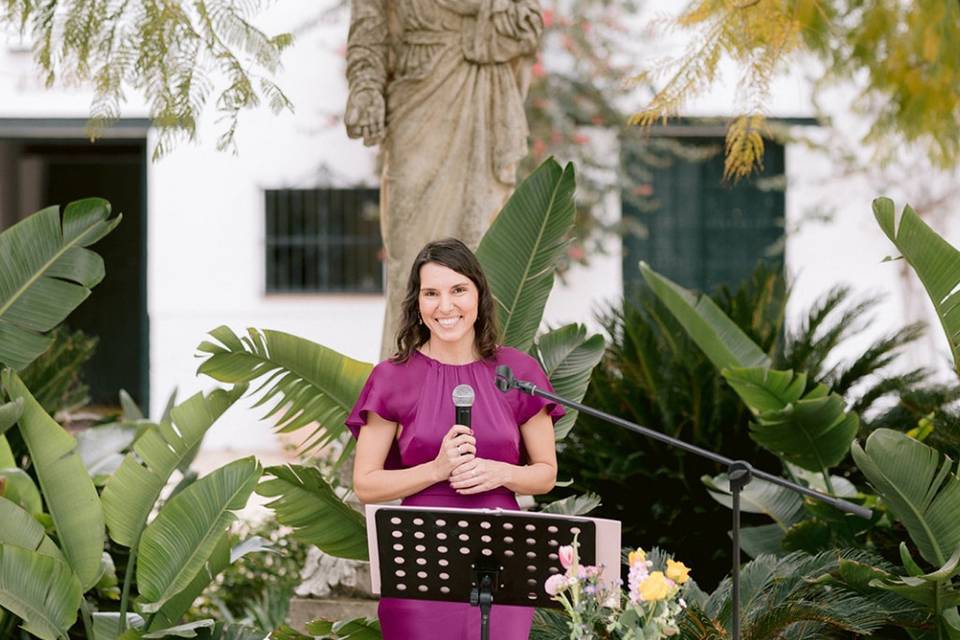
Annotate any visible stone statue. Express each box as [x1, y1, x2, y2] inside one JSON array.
[[345, 0, 544, 356]]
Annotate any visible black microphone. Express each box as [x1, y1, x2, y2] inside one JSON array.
[[495, 365, 514, 392], [452, 384, 475, 427]]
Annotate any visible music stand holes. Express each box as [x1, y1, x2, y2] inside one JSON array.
[[571, 527, 581, 534], [392, 531, 402, 538], [439, 559, 449, 567], [393, 544, 403, 551], [413, 518, 424, 526], [527, 578, 537, 587], [527, 593, 537, 601], [549, 553, 558, 561], [436, 519, 446, 527], [437, 532, 447, 540], [526, 565, 536, 572], [416, 558, 427, 566], [390, 517, 402, 525], [525, 524, 536, 532], [548, 566, 560, 574], [417, 571, 428, 579], [414, 531, 425, 539], [526, 551, 536, 559], [418, 585, 429, 592], [548, 539, 559, 547], [440, 572, 450, 580], [415, 544, 426, 553], [441, 586, 450, 594], [459, 547, 471, 555], [503, 522, 514, 530], [504, 536, 514, 544], [480, 521, 491, 529], [397, 584, 407, 591], [459, 533, 470, 542], [394, 557, 405, 564], [504, 550, 514, 558], [481, 535, 492, 543], [548, 525, 558, 533], [481, 548, 493, 556], [525, 538, 535, 545], [395, 570, 406, 577], [458, 520, 469, 528], [438, 546, 448, 554]]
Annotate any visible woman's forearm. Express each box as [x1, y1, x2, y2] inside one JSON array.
[[502, 461, 556, 495], [354, 460, 442, 504]]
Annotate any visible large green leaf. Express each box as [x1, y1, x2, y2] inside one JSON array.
[[305, 616, 381, 640], [476, 158, 577, 352], [0, 544, 82, 640], [0, 496, 64, 560], [146, 533, 230, 631], [0, 198, 121, 370], [538, 492, 601, 516], [725, 368, 859, 473], [703, 473, 804, 527], [534, 323, 605, 440], [257, 464, 368, 560], [852, 428, 960, 567], [1, 369, 104, 589], [0, 466, 43, 515], [137, 457, 262, 613], [101, 386, 245, 547], [0, 398, 23, 436], [197, 327, 372, 452], [874, 197, 960, 375], [76, 422, 139, 481], [639, 262, 769, 371]]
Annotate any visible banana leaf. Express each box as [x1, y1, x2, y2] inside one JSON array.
[[703, 473, 804, 527], [0, 398, 23, 436], [639, 262, 769, 371], [0, 544, 82, 640], [101, 386, 245, 547], [0, 466, 42, 515], [137, 457, 262, 613], [0, 198, 121, 370], [196, 327, 371, 452], [0, 496, 64, 560], [0, 434, 13, 466], [257, 464, 368, 560], [76, 422, 139, 481], [852, 428, 960, 568], [2, 369, 104, 589], [535, 323, 605, 440], [538, 492, 601, 516], [146, 533, 231, 630], [476, 158, 577, 353], [874, 197, 960, 375], [305, 616, 381, 640]]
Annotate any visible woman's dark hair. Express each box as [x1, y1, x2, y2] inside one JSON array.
[[393, 238, 500, 363]]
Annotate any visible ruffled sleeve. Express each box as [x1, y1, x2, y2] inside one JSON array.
[[499, 347, 566, 426], [345, 361, 406, 470]]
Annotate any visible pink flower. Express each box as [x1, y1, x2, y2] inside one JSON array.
[[545, 574, 569, 596], [559, 545, 575, 570]]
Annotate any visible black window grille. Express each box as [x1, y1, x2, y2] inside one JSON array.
[[265, 188, 383, 293], [621, 137, 785, 294]]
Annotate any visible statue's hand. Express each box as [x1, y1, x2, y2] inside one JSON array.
[[345, 88, 386, 147]]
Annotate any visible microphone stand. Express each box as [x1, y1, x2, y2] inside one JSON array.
[[495, 366, 872, 640]]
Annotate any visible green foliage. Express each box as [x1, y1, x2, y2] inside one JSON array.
[[0, 544, 82, 640], [533, 323, 605, 440], [0, 198, 120, 371], [19, 326, 97, 416], [0, 0, 294, 158], [633, 0, 960, 177]]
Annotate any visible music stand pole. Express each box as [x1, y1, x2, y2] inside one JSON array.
[[495, 365, 872, 640]]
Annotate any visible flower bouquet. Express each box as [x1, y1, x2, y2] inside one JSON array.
[[545, 539, 692, 640]]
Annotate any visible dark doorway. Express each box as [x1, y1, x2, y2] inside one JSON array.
[[0, 134, 148, 410]]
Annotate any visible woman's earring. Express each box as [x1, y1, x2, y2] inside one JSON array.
[[418, 314, 424, 325]]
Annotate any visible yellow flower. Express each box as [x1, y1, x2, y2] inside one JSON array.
[[666, 559, 691, 585], [628, 549, 646, 567], [637, 571, 672, 601]]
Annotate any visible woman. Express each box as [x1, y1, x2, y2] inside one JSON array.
[[346, 238, 563, 639]]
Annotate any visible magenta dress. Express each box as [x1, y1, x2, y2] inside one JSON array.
[[346, 346, 564, 640]]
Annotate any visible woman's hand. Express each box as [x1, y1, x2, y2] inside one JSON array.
[[432, 425, 476, 482], [449, 457, 513, 494]]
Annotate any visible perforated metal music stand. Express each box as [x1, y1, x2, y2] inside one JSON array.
[[366, 504, 621, 640]]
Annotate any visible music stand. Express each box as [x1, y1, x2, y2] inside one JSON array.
[[366, 504, 621, 640]]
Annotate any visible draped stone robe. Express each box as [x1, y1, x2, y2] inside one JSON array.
[[346, 0, 543, 355]]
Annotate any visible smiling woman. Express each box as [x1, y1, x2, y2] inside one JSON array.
[[346, 238, 564, 640]]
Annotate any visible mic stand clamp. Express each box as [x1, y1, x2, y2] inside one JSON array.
[[469, 559, 499, 640]]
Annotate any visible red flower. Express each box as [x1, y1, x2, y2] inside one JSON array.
[[543, 8, 554, 28]]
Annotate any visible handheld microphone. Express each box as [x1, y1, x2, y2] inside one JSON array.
[[452, 384, 475, 428]]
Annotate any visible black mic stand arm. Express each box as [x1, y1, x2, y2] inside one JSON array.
[[495, 366, 872, 640]]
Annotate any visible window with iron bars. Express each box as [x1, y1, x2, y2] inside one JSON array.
[[265, 188, 383, 293]]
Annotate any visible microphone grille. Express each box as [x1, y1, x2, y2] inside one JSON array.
[[452, 384, 475, 407]]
